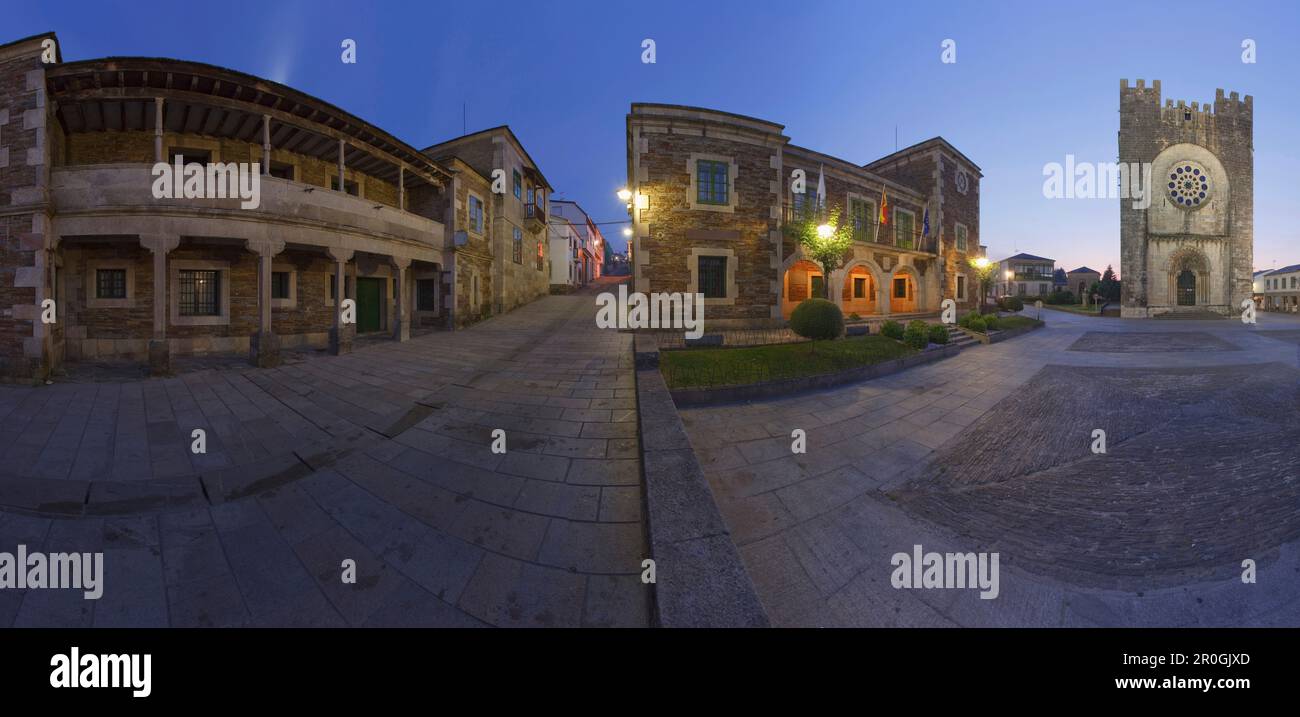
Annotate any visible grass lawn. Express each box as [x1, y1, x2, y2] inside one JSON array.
[[661, 335, 915, 389], [1041, 304, 1101, 316], [993, 315, 1045, 330]]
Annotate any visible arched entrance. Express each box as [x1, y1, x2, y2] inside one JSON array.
[[889, 267, 919, 313], [1176, 270, 1196, 306], [1166, 246, 1210, 307], [782, 260, 824, 319], [841, 265, 877, 317]]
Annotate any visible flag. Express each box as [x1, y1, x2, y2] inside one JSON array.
[[874, 189, 889, 244], [922, 206, 930, 237], [815, 164, 826, 210]]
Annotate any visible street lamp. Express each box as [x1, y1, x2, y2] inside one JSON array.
[[616, 188, 632, 202], [622, 227, 632, 237], [816, 223, 834, 239]]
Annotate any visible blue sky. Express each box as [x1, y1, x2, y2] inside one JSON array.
[[7, 0, 1297, 272]]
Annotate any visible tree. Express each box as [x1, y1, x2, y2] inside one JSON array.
[[783, 206, 855, 299], [1053, 267, 1066, 285], [1099, 264, 1121, 301], [968, 257, 997, 313]]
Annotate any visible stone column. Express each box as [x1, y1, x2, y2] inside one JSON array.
[[246, 238, 285, 368], [139, 235, 178, 375], [154, 98, 164, 163], [391, 256, 411, 342], [328, 247, 354, 354]]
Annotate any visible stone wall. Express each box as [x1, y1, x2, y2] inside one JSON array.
[[1119, 79, 1253, 317], [0, 35, 53, 381]]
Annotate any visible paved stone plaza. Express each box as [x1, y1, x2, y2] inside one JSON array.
[[4, 288, 1300, 628], [681, 310, 1300, 627], [0, 278, 649, 627]]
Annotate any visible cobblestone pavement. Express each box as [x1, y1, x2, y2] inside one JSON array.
[[680, 310, 1300, 627], [0, 277, 650, 627]]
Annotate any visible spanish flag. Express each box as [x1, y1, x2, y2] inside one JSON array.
[[879, 190, 889, 226]]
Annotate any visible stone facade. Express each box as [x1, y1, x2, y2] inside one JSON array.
[[0, 32, 454, 380], [424, 127, 551, 324], [626, 104, 984, 328], [1119, 79, 1254, 317], [1065, 267, 1102, 302]]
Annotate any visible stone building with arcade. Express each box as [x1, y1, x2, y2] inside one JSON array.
[[624, 103, 985, 328]]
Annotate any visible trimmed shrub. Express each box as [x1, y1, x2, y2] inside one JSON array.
[[789, 298, 844, 340], [881, 320, 904, 340], [966, 316, 986, 333], [983, 315, 1000, 331], [1001, 296, 1024, 312], [903, 320, 930, 350], [928, 324, 950, 345], [958, 310, 981, 329], [1045, 290, 1074, 305]]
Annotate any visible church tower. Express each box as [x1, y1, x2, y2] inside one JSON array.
[[1118, 79, 1253, 317]]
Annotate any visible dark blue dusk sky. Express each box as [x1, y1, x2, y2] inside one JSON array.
[[7, 0, 1297, 272]]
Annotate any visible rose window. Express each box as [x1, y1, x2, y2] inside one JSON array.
[[1166, 162, 1210, 208]]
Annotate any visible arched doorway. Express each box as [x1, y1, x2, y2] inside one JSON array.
[[783, 260, 824, 319], [890, 268, 919, 313], [841, 265, 877, 317], [1176, 269, 1196, 306]]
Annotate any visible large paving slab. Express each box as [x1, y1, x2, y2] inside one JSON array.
[[0, 278, 650, 628], [680, 309, 1300, 627]]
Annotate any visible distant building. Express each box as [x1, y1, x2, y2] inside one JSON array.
[[548, 216, 582, 289], [1066, 266, 1102, 301], [1259, 264, 1300, 312], [550, 200, 604, 285], [995, 253, 1056, 298]]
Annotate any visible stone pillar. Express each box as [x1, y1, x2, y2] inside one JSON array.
[[261, 115, 271, 174], [139, 235, 179, 375], [328, 247, 354, 355], [246, 239, 285, 368], [154, 98, 164, 163], [391, 256, 411, 342]]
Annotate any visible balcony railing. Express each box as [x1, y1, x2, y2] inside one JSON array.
[[781, 203, 937, 254], [525, 202, 546, 230]]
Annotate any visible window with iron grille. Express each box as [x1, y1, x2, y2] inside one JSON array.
[[513, 227, 523, 263], [894, 210, 915, 249], [417, 279, 437, 311], [696, 160, 729, 205], [955, 224, 968, 252], [536, 240, 544, 271], [96, 269, 127, 299], [271, 271, 291, 300], [849, 198, 875, 237], [179, 270, 221, 316], [698, 256, 727, 298]]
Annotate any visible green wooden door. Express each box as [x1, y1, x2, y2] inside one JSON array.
[[356, 277, 384, 333]]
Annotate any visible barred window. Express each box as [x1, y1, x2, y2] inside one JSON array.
[[96, 269, 127, 299], [179, 270, 221, 316], [895, 210, 915, 249], [698, 256, 727, 298], [417, 279, 438, 311], [956, 224, 968, 252], [513, 227, 523, 263], [696, 160, 729, 205], [849, 198, 875, 237], [271, 271, 291, 300]]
